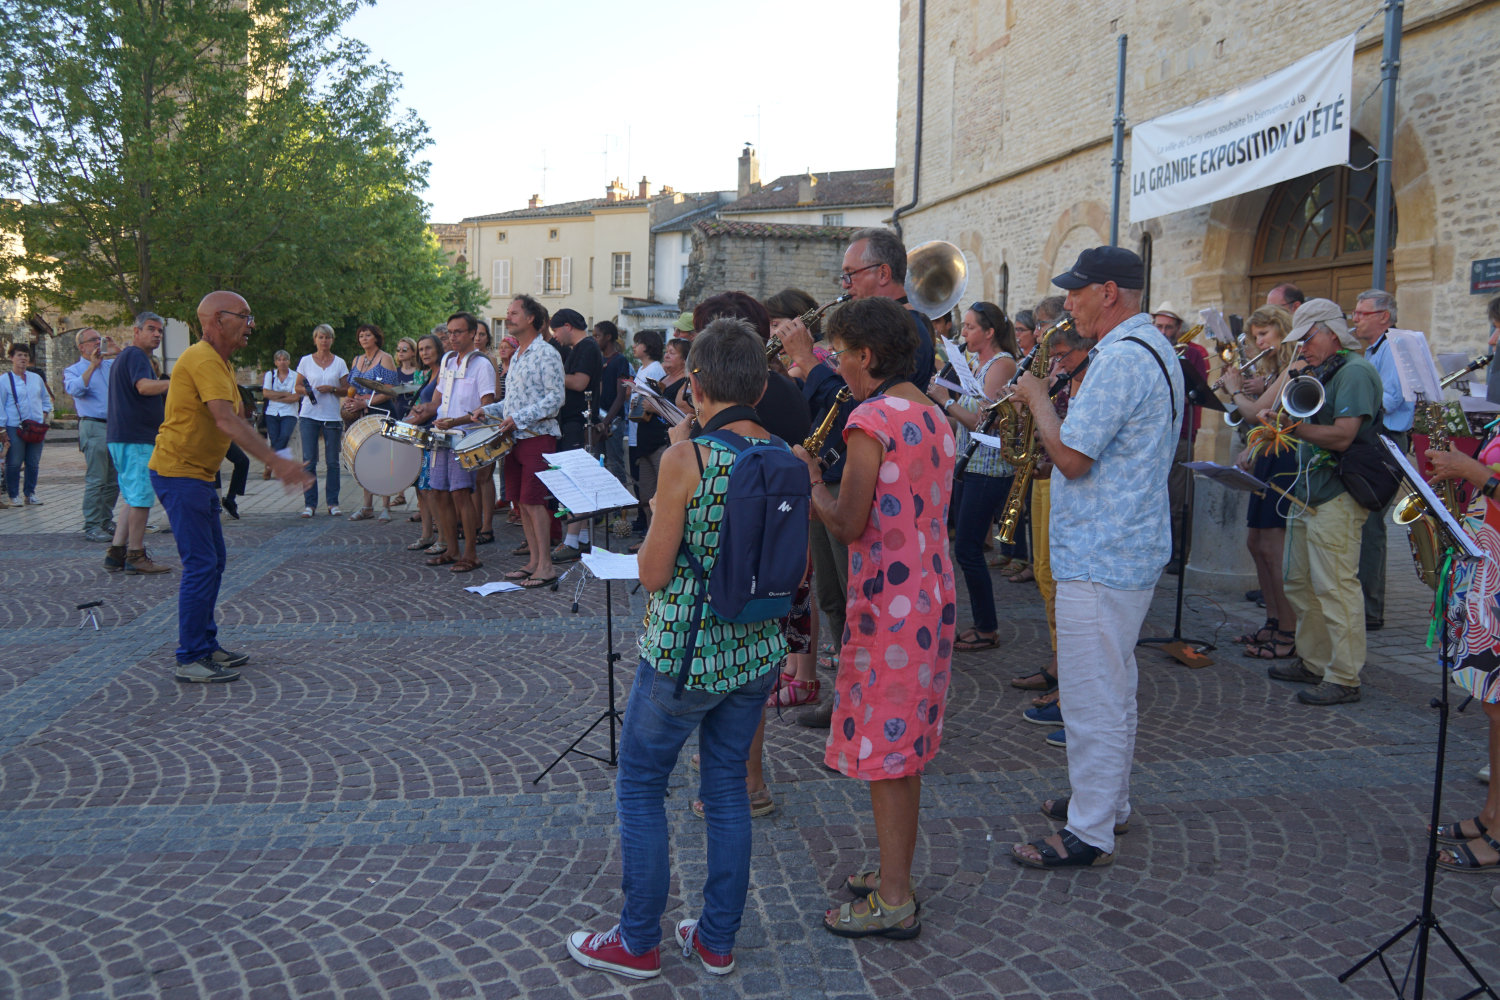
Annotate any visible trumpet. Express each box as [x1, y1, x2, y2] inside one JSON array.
[[767, 294, 852, 363], [1210, 347, 1274, 391]]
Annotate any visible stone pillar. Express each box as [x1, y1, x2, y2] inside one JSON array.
[[1184, 477, 1258, 593]]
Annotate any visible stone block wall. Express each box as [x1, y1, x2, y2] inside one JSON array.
[[680, 220, 858, 310]]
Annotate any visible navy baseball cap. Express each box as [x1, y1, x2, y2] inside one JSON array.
[[1052, 246, 1146, 291], [550, 308, 587, 331]]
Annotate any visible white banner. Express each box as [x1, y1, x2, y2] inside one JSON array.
[[1129, 34, 1356, 223]]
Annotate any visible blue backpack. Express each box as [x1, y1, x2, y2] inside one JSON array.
[[676, 409, 811, 693]]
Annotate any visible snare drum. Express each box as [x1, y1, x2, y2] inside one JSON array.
[[453, 426, 514, 470], [379, 417, 428, 448], [341, 415, 422, 494]]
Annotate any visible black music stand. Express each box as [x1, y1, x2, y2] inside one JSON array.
[[1339, 449, 1496, 999], [1138, 360, 1223, 666]]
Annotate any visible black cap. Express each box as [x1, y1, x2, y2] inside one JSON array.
[[1051, 246, 1146, 291], [550, 308, 587, 331]]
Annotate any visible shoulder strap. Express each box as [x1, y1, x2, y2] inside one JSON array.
[[1120, 335, 1178, 423]]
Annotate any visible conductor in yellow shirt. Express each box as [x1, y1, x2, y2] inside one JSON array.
[[148, 291, 312, 683]]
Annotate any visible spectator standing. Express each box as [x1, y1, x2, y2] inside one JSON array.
[[294, 324, 349, 517], [63, 328, 120, 539], [105, 314, 172, 573]]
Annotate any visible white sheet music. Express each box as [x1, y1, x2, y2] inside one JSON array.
[[580, 549, 640, 580], [536, 460, 637, 515], [1182, 460, 1268, 493], [542, 448, 602, 476], [970, 430, 1005, 450], [1386, 328, 1441, 403], [632, 380, 689, 425], [1199, 308, 1233, 347], [464, 580, 523, 595], [1380, 435, 1484, 561], [942, 339, 989, 400]]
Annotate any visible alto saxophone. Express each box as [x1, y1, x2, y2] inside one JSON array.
[[768, 294, 852, 364], [803, 388, 853, 466], [995, 325, 1058, 544]]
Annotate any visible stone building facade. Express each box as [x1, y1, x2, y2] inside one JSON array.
[[892, 0, 1499, 354], [679, 220, 858, 310]]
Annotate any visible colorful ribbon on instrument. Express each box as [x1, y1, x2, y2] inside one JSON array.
[[1246, 419, 1302, 459], [1426, 550, 1454, 649]]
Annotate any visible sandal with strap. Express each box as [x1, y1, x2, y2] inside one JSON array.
[[690, 786, 776, 819], [1436, 832, 1500, 874], [1243, 630, 1297, 660], [1011, 668, 1058, 692], [1435, 816, 1490, 845], [1237, 618, 1279, 645], [1039, 796, 1131, 835], [823, 890, 921, 939], [954, 628, 1000, 651], [1011, 829, 1114, 869], [348, 507, 376, 522], [768, 675, 820, 708], [406, 536, 436, 551]]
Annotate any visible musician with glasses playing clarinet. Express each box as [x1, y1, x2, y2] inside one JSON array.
[[1258, 299, 1381, 707]]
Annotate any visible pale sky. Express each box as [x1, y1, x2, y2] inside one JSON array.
[[344, 0, 901, 223]]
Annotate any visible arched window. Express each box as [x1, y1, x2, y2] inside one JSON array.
[[1250, 134, 1393, 307]]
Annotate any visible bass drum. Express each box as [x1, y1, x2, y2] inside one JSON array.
[[341, 415, 421, 495]]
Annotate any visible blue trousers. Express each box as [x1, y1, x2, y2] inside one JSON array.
[[953, 471, 1013, 634], [150, 473, 225, 664], [4, 427, 43, 500], [265, 414, 297, 453], [615, 660, 776, 956], [298, 418, 341, 508]]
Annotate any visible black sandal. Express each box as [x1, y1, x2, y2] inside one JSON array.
[[1436, 832, 1500, 874], [1010, 668, 1058, 692], [1435, 816, 1490, 845], [1011, 829, 1113, 869], [1243, 629, 1296, 660], [1038, 796, 1130, 835], [1237, 618, 1278, 645]]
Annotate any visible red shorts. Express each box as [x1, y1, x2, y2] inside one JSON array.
[[505, 434, 556, 507]]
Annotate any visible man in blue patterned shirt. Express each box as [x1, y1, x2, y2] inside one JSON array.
[[1010, 246, 1182, 871]]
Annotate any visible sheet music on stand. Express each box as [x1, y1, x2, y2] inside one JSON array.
[[1182, 460, 1267, 493], [1199, 307, 1233, 348], [1380, 435, 1484, 562], [941, 339, 988, 400], [580, 549, 640, 580], [1386, 328, 1442, 404], [537, 448, 637, 515]]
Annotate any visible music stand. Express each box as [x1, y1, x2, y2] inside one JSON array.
[[533, 452, 639, 784], [1138, 360, 1223, 666], [1339, 440, 1494, 1000]]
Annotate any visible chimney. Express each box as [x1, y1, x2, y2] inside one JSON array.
[[797, 172, 817, 205], [528, 194, 542, 209], [737, 143, 760, 199], [606, 177, 627, 203], [639, 176, 651, 199]]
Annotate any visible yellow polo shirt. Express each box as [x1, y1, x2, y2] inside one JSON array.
[[148, 340, 239, 481]]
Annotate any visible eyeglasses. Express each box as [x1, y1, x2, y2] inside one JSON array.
[[838, 263, 882, 287], [216, 309, 253, 324], [824, 347, 852, 368], [1349, 309, 1386, 319]]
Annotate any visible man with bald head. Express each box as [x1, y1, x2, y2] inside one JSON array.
[[148, 291, 311, 683]]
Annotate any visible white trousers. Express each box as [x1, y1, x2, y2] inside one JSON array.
[[1055, 579, 1154, 854]]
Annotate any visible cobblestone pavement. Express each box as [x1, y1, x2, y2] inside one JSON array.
[[1, 442, 1497, 999]]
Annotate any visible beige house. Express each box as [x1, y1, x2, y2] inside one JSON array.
[[461, 180, 722, 336], [720, 145, 893, 230], [891, 0, 1498, 346]]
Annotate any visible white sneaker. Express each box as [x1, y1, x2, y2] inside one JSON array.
[[1481, 763, 1492, 784], [301, 507, 314, 518], [328, 506, 342, 516]]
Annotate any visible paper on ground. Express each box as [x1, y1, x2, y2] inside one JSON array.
[[580, 548, 640, 580], [465, 580, 523, 595]]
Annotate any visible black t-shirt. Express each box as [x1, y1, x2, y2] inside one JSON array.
[[560, 336, 603, 424], [600, 351, 631, 413], [106, 345, 165, 444], [755, 372, 812, 444]]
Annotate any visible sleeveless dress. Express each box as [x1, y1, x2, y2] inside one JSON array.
[[827, 395, 958, 780]]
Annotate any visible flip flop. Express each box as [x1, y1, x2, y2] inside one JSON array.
[[521, 574, 559, 589], [953, 629, 999, 651], [450, 559, 482, 573], [503, 569, 532, 581], [424, 555, 456, 566]]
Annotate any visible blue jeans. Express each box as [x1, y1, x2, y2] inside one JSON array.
[[4, 427, 43, 500], [298, 418, 342, 508], [616, 659, 776, 956], [150, 473, 226, 664], [266, 414, 297, 453], [953, 471, 1013, 634]]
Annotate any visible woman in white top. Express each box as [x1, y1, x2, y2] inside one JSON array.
[[261, 350, 300, 460], [295, 324, 349, 517], [2, 342, 53, 506]]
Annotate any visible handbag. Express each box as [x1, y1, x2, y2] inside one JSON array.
[[1335, 438, 1401, 511], [8, 373, 47, 443]]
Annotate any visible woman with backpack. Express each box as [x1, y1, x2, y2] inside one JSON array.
[[566, 318, 793, 981], [796, 296, 957, 941]]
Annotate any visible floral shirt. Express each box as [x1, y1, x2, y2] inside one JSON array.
[[482, 338, 562, 439], [1051, 312, 1182, 590]]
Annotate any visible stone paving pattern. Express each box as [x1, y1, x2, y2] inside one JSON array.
[[1, 440, 1498, 999]]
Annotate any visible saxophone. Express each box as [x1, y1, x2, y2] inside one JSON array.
[[995, 324, 1057, 544], [1393, 402, 1460, 589], [803, 388, 853, 467]]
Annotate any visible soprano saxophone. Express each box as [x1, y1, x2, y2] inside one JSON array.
[[803, 388, 853, 467], [995, 324, 1058, 544]]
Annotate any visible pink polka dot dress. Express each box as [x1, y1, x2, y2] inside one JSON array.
[[826, 394, 957, 780]]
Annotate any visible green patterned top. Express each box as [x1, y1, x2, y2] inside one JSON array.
[[638, 437, 787, 692]]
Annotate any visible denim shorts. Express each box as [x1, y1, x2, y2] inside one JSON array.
[[108, 442, 157, 508]]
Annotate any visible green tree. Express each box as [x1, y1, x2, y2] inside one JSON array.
[[0, 0, 464, 365]]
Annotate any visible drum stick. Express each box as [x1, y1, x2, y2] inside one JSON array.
[[1260, 482, 1316, 516]]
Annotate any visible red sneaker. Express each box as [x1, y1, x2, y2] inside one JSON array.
[[675, 918, 734, 975], [566, 925, 660, 980]]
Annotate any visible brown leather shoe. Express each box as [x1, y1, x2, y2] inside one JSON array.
[[104, 545, 126, 572], [124, 548, 172, 574]]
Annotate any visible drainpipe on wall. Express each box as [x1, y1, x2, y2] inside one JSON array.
[[1108, 34, 1128, 247], [890, 0, 926, 242], [1371, 0, 1403, 291]]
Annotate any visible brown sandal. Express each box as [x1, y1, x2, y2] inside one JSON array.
[[450, 559, 482, 573], [425, 555, 456, 566]]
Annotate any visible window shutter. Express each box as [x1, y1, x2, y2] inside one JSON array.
[[534, 258, 544, 293], [491, 260, 504, 295], [561, 256, 572, 295], [499, 259, 511, 295]]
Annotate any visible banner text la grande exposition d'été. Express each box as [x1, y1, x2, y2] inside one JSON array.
[[1129, 34, 1356, 224]]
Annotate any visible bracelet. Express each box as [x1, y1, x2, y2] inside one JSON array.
[[1484, 476, 1499, 499], [811, 480, 825, 487]]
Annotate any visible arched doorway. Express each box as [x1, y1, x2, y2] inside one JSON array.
[[1249, 135, 1394, 313]]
